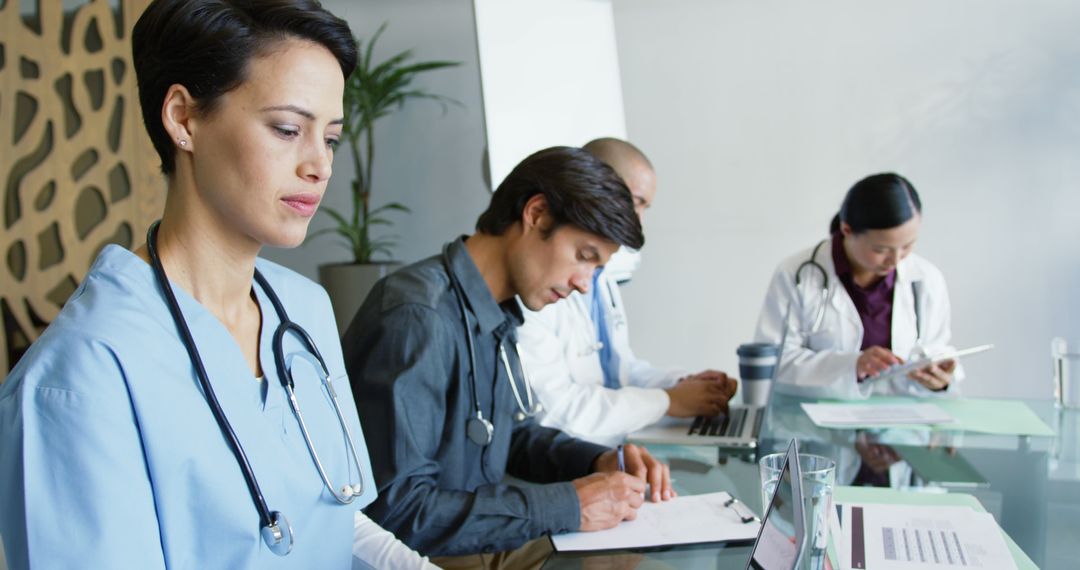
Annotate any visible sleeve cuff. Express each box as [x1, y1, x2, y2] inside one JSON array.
[[525, 482, 582, 535], [652, 389, 671, 421]]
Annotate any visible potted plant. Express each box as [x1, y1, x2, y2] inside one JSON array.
[[314, 23, 459, 334]]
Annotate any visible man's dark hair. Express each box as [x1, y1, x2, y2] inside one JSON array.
[[476, 146, 645, 250], [132, 0, 357, 175]]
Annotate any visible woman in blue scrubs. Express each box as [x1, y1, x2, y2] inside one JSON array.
[[0, 1, 434, 568]]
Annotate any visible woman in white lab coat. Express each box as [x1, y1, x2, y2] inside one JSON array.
[[754, 173, 960, 400]]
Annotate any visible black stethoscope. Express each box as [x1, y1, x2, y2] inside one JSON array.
[[146, 221, 366, 556], [442, 245, 541, 447], [795, 238, 922, 340], [794, 241, 832, 333]]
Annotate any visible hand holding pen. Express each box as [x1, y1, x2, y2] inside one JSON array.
[[572, 443, 675, 532], [617, 445, 756, 524], [595, 443, 675, 502]]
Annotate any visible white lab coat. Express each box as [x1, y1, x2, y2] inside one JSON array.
[[754, 240, 962, 400], [518, 262, 685, 447]]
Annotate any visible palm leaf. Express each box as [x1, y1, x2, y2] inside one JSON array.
[[370, 203, 411, 215], [308, 22, 461, 263]]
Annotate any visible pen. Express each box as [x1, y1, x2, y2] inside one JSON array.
[[616, 444, 625, 472]]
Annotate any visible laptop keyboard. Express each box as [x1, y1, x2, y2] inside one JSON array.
[[688, 407, 748, 438]]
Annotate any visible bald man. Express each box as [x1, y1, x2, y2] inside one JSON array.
[[516, 138, 738, 447]]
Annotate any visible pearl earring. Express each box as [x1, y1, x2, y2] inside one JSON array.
[[178, 139, 188, 147]]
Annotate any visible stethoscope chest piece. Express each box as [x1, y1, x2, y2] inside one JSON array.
[[467, 415, 494, 446], [262, 511, 294, 556]]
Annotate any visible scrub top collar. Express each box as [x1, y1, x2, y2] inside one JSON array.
[[445, 236, 524, 337]]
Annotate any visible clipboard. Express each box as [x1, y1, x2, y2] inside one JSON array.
[[549, 491, 759, 552]]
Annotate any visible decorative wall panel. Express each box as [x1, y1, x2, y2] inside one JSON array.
[[1, 0, 159, 375]]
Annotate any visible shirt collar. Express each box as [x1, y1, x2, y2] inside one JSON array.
[[445, 236, 523, 337], [831, 232, 896, 290]]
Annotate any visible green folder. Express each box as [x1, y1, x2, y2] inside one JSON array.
[[812, 397, 1055, 436], [892, 445, 988, 487], [829, 486, 1037, 569]]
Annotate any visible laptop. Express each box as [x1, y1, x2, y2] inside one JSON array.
[[626, 319, 794, 449], [628, 312, 790, 449], [627, 403, 766, 448], [746, 438, 806, 570]]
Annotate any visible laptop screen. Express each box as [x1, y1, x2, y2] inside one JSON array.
[[747, 441, 804, 570]]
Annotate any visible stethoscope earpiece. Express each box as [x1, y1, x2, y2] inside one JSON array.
[[514, 402, 543, 422]]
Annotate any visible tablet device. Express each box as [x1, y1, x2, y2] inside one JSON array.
[[746, 439, 805, 570], [868, 344, 994, 382]]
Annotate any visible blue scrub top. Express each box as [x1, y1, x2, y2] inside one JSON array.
[[0, 245, 376, 569]]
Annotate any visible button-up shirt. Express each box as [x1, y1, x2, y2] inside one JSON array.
[[831, 232, 896, 351], [343, 237, 607, 556]]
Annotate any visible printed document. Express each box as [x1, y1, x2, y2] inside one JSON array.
[[550, 491, 759, 552], [837, 503, 1017, 570], [801, 403, 956, 427]]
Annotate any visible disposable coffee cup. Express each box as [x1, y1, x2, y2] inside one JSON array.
[[737, 343, 780, 406]]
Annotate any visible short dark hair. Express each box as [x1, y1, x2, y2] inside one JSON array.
[[829, 173, 923, 234], [476, 147, 644, 250], [132, 0, 357, 175]]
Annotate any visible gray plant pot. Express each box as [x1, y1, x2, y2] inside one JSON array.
[[319, 262, 402, 337]]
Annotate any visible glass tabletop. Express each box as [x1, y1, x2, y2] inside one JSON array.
[[543, 393, 1080, 569]]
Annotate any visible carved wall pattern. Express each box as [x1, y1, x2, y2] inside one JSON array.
[[1, 0, 159, 375]]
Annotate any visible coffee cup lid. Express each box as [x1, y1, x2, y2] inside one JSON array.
[[737, 343, 780, 358]]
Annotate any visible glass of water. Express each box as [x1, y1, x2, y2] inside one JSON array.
[[1052, 337, 1080, 409], [759, 452, 837, 570]]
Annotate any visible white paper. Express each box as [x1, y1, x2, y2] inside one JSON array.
[[838, 503, 1017, 570], [830, 503, 850, 570], [801, 403, 956, 427], [550, 491, 760, 552]]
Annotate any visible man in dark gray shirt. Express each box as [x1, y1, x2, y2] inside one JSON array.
[[343, 147, 674, 562]]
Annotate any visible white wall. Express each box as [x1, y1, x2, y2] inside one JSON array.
[[612, 0, 1080, 399], [473, 0, 626, 186], [260, 0, 1080, 400], [262, 0, 489, 276]]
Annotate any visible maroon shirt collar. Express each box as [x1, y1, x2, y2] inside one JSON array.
[[831, 232, 897, 353], [830, 232, 896, 291]]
